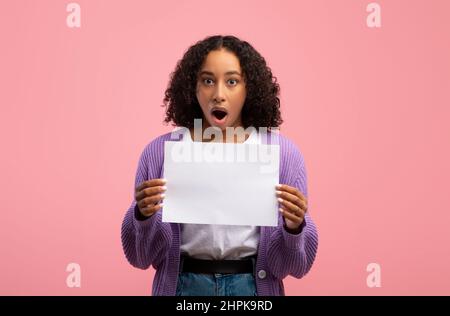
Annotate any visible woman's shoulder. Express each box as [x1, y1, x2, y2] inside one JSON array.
[[266, 131, 306, 167], [270, 132, 307, 187], [264, 130, 304, 154], [140, 129, 185, 156]]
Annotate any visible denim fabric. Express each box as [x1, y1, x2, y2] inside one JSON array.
[[175, 272, 257, 296]]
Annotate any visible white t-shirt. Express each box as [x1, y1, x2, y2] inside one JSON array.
[[179, 128, 260, 260]]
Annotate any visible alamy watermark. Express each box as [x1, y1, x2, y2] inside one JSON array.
[[66, 262, 81, 288], [167, 119, 280, 174], [66, 3, 81, 28], [366, 2, 381, 28], [366, 262, 381, 288]]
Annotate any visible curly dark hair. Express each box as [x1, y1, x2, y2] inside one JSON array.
[[162, 35, 282, 129]]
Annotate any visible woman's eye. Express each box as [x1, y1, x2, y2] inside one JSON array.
[[201, 78, 238, 86], [203, 78, 214, 85]]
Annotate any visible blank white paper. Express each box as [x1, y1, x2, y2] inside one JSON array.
[[162, 141, 280, 226]]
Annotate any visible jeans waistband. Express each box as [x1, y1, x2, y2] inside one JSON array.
[[180, 255, 256, 275]]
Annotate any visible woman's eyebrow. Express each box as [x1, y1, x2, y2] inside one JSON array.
[[199, 70, 242, 76]]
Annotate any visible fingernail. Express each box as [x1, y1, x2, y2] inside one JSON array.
[[279, 208, 284, 213], [277, 198, 283, 203], [160, 194, 165, 198], [276, 184, 282, 189], [161, 186, 167, 190], [162, 179, 167, 183], [276, 190, 282, 195]]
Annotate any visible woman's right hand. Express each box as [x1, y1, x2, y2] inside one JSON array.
[[135, 178, 167, 217]]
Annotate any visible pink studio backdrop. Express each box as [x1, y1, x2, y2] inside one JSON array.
[[1, 0, 449, 295]]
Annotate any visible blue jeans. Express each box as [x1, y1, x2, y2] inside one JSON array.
[[175, 272, 257, 296]]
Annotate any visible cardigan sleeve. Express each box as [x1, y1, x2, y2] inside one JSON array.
[[121, 138, 173, 270], [266, 142, 319, 279]]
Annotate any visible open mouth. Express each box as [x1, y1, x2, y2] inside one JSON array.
[[211, 108, 228, 122]]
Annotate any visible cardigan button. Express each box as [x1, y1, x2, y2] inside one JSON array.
[[257, 270, 267, 279]]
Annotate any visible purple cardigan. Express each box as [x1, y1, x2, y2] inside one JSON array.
[[121, 131, 319, 295]]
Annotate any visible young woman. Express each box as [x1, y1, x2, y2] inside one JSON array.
[[121, 35, 319, 296]]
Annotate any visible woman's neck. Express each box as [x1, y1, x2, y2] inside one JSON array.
[[188, 127, 250, 143]]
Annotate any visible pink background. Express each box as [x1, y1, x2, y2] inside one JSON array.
[[1, 0, 449, 295]]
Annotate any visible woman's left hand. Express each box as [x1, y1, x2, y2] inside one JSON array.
[[276, 184, 308, 231]]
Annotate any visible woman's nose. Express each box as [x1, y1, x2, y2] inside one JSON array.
[[212, 83, 226, 103]]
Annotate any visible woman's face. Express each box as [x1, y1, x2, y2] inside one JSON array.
[[196, 48, 246, 131]]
